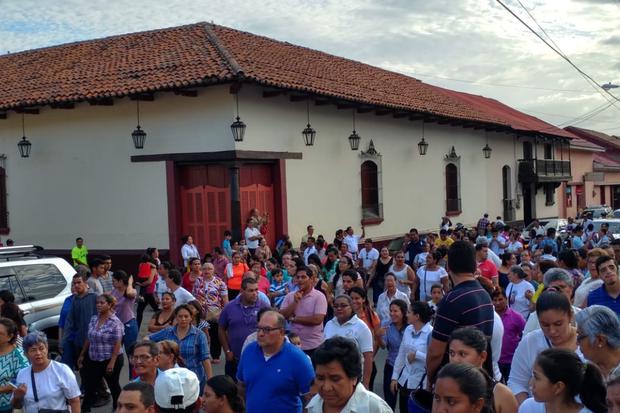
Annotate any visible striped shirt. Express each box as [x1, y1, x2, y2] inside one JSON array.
[[87, 314, 124, 361], [432, 279, 494, 342]]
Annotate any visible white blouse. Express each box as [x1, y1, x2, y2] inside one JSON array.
[[392, 323, 432, 389]]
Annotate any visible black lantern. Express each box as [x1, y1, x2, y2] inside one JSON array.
[[17, 113, 31, 158], [418, 137, 429, 155], [17, 136, 31, 158], [302, 100, 316, 146], [132, 126, 147, 149], [231, 93, 246, 142], [348, 110, 361, 150], [132, 99, 147, 149], [483, 143, 492, 159], [418, 121, 428, 155]]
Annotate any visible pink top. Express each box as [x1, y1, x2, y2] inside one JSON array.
[[498, 307, 526, 364], [281, 289, 328, 350]]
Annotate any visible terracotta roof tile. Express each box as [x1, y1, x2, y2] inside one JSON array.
[[565, 126, 620, 150], [0, 22, 571, 139]]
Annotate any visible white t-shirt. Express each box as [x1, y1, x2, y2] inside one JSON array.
[[506, 241, 523, 254], [324, 314, 373, 354], [306, 383, 392, 413], [244, 227, 261, 249], [413, 252, 428, 269], [173, 287, 195, 307], [303, 246, 317, 265], [416, 266, 448, 301], [518, 397, 592, 413], [344, 234, 361, 254], [358, 248, 379, 270], [15, 361, 81, 413], [506, 280, 535, 319], [492, 311, 504, 382], [508, 329, 585, 398]]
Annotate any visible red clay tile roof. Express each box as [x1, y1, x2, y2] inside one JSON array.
[[565, 126, 620, 151], [594, 153, 620, 169], [0, 22, 572, 139]]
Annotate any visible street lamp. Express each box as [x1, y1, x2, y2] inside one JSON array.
[[17, 113, 31, 158], [302, 100, 316, 146], [231, 93, 246, 142], [483, 143, 492, 159], [418, 121, 428, 155], [131, 100, 147, 149], [348, 110, 360, 150]]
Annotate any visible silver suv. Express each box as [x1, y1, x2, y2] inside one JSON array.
[[0, 246, 74, 353]]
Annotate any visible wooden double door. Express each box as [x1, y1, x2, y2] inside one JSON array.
[[179, 164, 276, 253]]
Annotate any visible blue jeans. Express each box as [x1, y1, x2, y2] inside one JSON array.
[[123, 319, 138, 379], [60, 338, 80, 370]]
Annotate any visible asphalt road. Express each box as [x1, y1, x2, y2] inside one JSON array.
[[90, 307, 394, 413]]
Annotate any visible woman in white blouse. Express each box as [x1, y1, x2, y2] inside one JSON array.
[[181, 235, 200, 268], [390, 301, 433, 413], [508, 291, 582, 405]]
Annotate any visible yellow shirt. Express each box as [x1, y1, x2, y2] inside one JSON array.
[[434, 237, 454, 248], [71, 245, 88, 267]]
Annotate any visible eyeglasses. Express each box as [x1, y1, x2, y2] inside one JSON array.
[[131, 354, 153, 362], [333, 304, 350, 309], [256, 326, 283, 334]]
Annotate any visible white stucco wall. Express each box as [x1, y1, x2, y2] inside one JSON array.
[[236, 85, 549, 242], [0, 86, 233, 249]]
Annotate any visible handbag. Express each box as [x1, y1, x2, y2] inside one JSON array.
[[31, 368, 69, 413], [408, 373, 433, 413]]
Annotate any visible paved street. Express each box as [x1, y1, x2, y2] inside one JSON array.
[[90, 306, 392, 413]]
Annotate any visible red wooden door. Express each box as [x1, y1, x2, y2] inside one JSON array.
[[240, 165, 276, 247], [180, 166, 230, 254]]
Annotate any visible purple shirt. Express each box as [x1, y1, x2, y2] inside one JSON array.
[[281, 289, 328, 350], [498, 307, 526, 364], [219, 296, 270, 358], [212, 256, 229, 279], [87, 314, 124, 361], [111, 289, 136, 324]]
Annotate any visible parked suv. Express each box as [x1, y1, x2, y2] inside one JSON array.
[[0, 246, 74, 354]]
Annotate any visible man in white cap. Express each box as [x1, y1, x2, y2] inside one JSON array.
[[154, 368, 201, 413]]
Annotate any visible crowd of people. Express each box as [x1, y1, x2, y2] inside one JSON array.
[[1, 210, 619, 413]]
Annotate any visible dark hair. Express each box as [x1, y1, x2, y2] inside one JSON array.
[[0, 317, 18, 344], [90, 257, 104, 269], [536, 348, 606, 413], [100, 254, 111, 261], [162, 291, 176, 302], [596, 255, 615, 273], [181, 235, 190, 244], [241, 277, 257, 290], [72, 272, 88, 282], [158, 340, 185, 368], [558, 250, 578, 269], [501, 252, 515, 266], [510, 265, 527, 279], [543, 244, 553, 254], [0, 290, 15, 304], [174, 304, 193, 318], [429, 250, 443, 264], [159, 261, 173, 271], [76, 237, 83, 243], [133, 339, 160, 357], [389, 299, 408, 331], [307, 254, 322, 269], [122, 381, 155, 408], [538, 260, 558, 275], [224, 230, 232, 237], [536, 290, 572, 317], [348, 287, 376, 329], [410, 301, 433, 324], [112, 270, 130, 285], [449, 327, 493, 376], [98, 293, 116, 307], [430, 283, 443, 292], [168, 269, 182, 286], [447, 241, 476, 274], [342, 269, 358, 281], [491, 287, 506, 299], [436, 363, 493, 413], [313, 337, 362, 382], [206, 375, 245, 412], [188, 257, 201, 267]]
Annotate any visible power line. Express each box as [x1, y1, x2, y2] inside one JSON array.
[[520, 108, 620, 124], [496, 0, 620, 110], [412, 72, 594, 93]]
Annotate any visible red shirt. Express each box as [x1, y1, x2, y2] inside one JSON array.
[[182, 272, 198, 292], [477, 259, 498, 280]]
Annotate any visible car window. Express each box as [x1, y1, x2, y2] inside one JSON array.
[[0, 268, 26, 303], [13, 264, 67, 302]]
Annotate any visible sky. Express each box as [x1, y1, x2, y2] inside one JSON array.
[[1, 0, 619, 135]]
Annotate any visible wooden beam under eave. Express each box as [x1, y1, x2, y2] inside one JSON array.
[[262, 90, 284, 98], [337, 103, 357, 110], [129, 93, 155, 101], [88, 98, 115, 106], [173, 90, 198, 97], [51, 102, 75, 109], [375, 109, 391, 116], [314, 99, 331, 106], [393, 112, 409, 119], [289, 95, 308, 102], [356, 107, 374, 113], [14, 107, 40, 115], [409, 114, 426, 121]]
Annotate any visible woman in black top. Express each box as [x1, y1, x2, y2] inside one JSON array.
[[366, 247, 393, 305]]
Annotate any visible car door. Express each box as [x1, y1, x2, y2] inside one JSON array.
[[14, 263, 67, 325]]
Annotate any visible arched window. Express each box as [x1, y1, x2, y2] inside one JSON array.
[[361, 160, 380, 218], [445, 163, 460, 213]]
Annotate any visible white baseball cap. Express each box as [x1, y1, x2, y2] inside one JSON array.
[[154, 368, 200, 410]]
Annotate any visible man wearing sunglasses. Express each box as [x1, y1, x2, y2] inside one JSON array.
[[237, 310, 314, 413]]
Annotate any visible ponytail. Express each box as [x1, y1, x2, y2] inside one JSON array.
[[580, 363, 607, 413]]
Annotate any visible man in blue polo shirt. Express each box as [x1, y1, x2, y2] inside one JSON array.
[[587, 255, 620, 316], [237, 310, 314, 413]]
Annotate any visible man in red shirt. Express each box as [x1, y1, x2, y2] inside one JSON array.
[[475, 236, 498, 287]]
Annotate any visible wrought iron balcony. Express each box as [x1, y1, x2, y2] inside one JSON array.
[[518, 159, 571, 183]]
